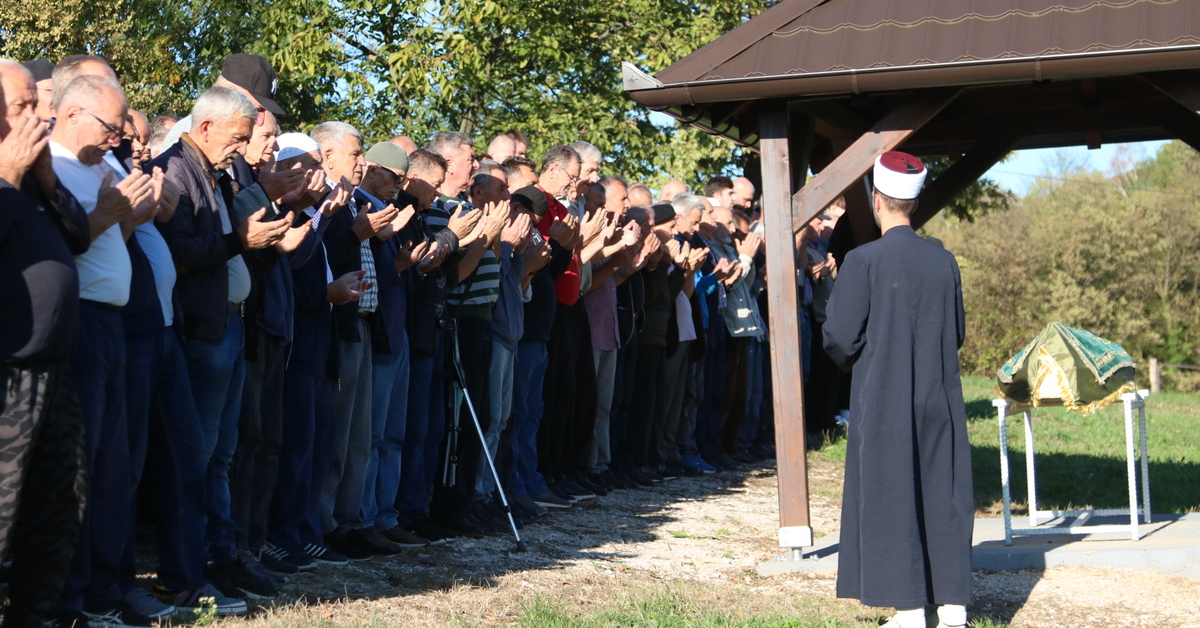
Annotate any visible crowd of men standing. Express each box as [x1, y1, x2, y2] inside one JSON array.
[[0, 52, 848, 628]]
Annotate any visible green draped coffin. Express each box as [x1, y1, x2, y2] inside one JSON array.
[[996, 322, 1137, 415]]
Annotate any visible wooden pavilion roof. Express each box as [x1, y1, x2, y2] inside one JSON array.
[[624, 0, 1200, 158]]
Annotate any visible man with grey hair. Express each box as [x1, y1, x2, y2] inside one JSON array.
[[50, 54, 118, 109], [152, 85, 291, 602], [48, 73, 165, 627], [567, 141, 601, 216], [312, 120, 405, 559]]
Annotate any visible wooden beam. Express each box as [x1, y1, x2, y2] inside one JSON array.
[[759, 101, 813, 550], [842, 179, 879, 249], [912, 138, 1019, 229], [793, 100, 870, 139], [1142, 70, 1200, 114], [790, 88, 962, 233]]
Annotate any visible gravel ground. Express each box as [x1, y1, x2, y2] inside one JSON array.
[[142, 455, 1200, 627]]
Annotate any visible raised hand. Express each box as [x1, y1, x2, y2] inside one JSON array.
[[685, 246, 709, 272], [0, 114, 49, 187], [396, 238, 431, 272], [274, 212, 312, 253], [155, 168, 181, 222], [579, 208, 606, 245], [664, 238, 685, 265], [239, 207, 291, 249], [257, 156, 308, 205], [483, 200, 508, 246], [318, 179, 351, 217], [737, 232, 763, 257], [524, 238, 552, 274], [418, 240, 449, 272], [448, 205, 483, 240], [619, 221, 640, 248], [549, 215, 575, 248], [328, 269, 369, 305], [502, 212, 533, 251], [352, 201, 400, 242]]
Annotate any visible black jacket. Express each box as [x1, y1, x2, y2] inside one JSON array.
[[150, 134, 246, 344]]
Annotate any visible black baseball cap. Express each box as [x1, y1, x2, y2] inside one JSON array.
[[512, 185, 549, 218], [652, 202, 676, 226], [220, 53, 284, 116], [22, 59, 55, 82]]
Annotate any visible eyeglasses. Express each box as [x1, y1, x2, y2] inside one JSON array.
[[81, 108, 127, 140]]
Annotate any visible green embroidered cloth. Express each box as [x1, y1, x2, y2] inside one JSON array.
[[996, 322, 1136, 414]]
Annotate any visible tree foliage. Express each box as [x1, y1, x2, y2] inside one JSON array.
[[929, 141, 1200, 386], [0, 0, 770, 188]]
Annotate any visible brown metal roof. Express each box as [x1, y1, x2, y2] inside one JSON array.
[[629, 0, 1200, 108], [623, 0, 1200, 155]]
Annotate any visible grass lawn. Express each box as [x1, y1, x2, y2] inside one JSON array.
[[815, 375, 1200, 516]]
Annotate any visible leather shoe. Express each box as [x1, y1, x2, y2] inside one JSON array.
[[347, 528, 401, 555], [381, 526, 430, 547]]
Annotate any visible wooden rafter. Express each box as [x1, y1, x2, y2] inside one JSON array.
[[911, 138, 1020, 229], [790, 88, 962, 234]]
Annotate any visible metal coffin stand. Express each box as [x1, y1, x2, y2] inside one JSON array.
[[991, 392, 1152, 546]]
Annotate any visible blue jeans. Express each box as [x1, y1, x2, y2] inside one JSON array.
[[60, 302, 129, 612], [362, 329, 410, 531], [476, 341, 514, 499], [395, 329, 444, 527], [182, 310, 245, 564], [509, 341, 549, 497], [122, 326, 209, 593]]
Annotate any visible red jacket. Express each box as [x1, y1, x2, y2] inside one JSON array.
[[535, 186, 581, 306]]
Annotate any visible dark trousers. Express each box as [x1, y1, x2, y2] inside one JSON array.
[[433, 315, 491, 515], [805, 319, 846, 434], [268, 369, 330, 551], [123, 327, 208, 593], [720, 336, 751, 454], [395, 329, 445, 527], [539, 302, 594, 480], [232, 333, 288, 550], [60, 302, 129, 612], [609, 332, 639, 472], [2, 360, 85, 627], [629, 344, 666, 469], [695, 323, 727, 458]]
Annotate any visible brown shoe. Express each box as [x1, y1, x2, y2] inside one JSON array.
[[346, 528, 401, 555], [381, 526, 430, 547]]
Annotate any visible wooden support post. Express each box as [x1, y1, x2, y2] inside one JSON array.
[[791, 87, 962, 233], [911, 137, 1020, 229], [842, 178, 879, 249], [760, 101, 814, 551], [1150, 358, 1161, 394]]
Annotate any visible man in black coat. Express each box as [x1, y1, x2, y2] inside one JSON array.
[[823, 151, 972, 628]]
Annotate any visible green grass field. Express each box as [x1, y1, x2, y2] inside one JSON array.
[[815, 376, 1200, 516]]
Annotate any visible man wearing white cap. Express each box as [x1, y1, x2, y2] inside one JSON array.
[[823, 151, 972, 628]]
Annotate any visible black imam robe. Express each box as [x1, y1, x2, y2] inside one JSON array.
[[822, 225, 973, 608]]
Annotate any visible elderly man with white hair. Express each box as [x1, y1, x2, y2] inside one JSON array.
[[151, 85, 292, 603]]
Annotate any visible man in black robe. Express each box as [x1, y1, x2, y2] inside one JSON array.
[[823, 151, 972, 628]]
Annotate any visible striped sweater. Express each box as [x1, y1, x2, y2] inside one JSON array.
[[436, 195, 500, 320]]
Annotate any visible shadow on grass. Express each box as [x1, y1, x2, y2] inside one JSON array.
[[971, 443, 1200, 515]]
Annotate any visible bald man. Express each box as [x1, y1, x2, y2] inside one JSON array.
[[627, 183, 653, 207], [389, 135, 418, 155], [731, 177, 755, 213], [658, 179, 687, 203], [487, 134, 516, 162]]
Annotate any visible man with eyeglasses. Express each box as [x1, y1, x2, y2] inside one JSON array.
[[48, 73, 166, 628]]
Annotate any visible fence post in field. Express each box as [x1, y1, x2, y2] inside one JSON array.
[[1149, 358, 1161, 394]]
